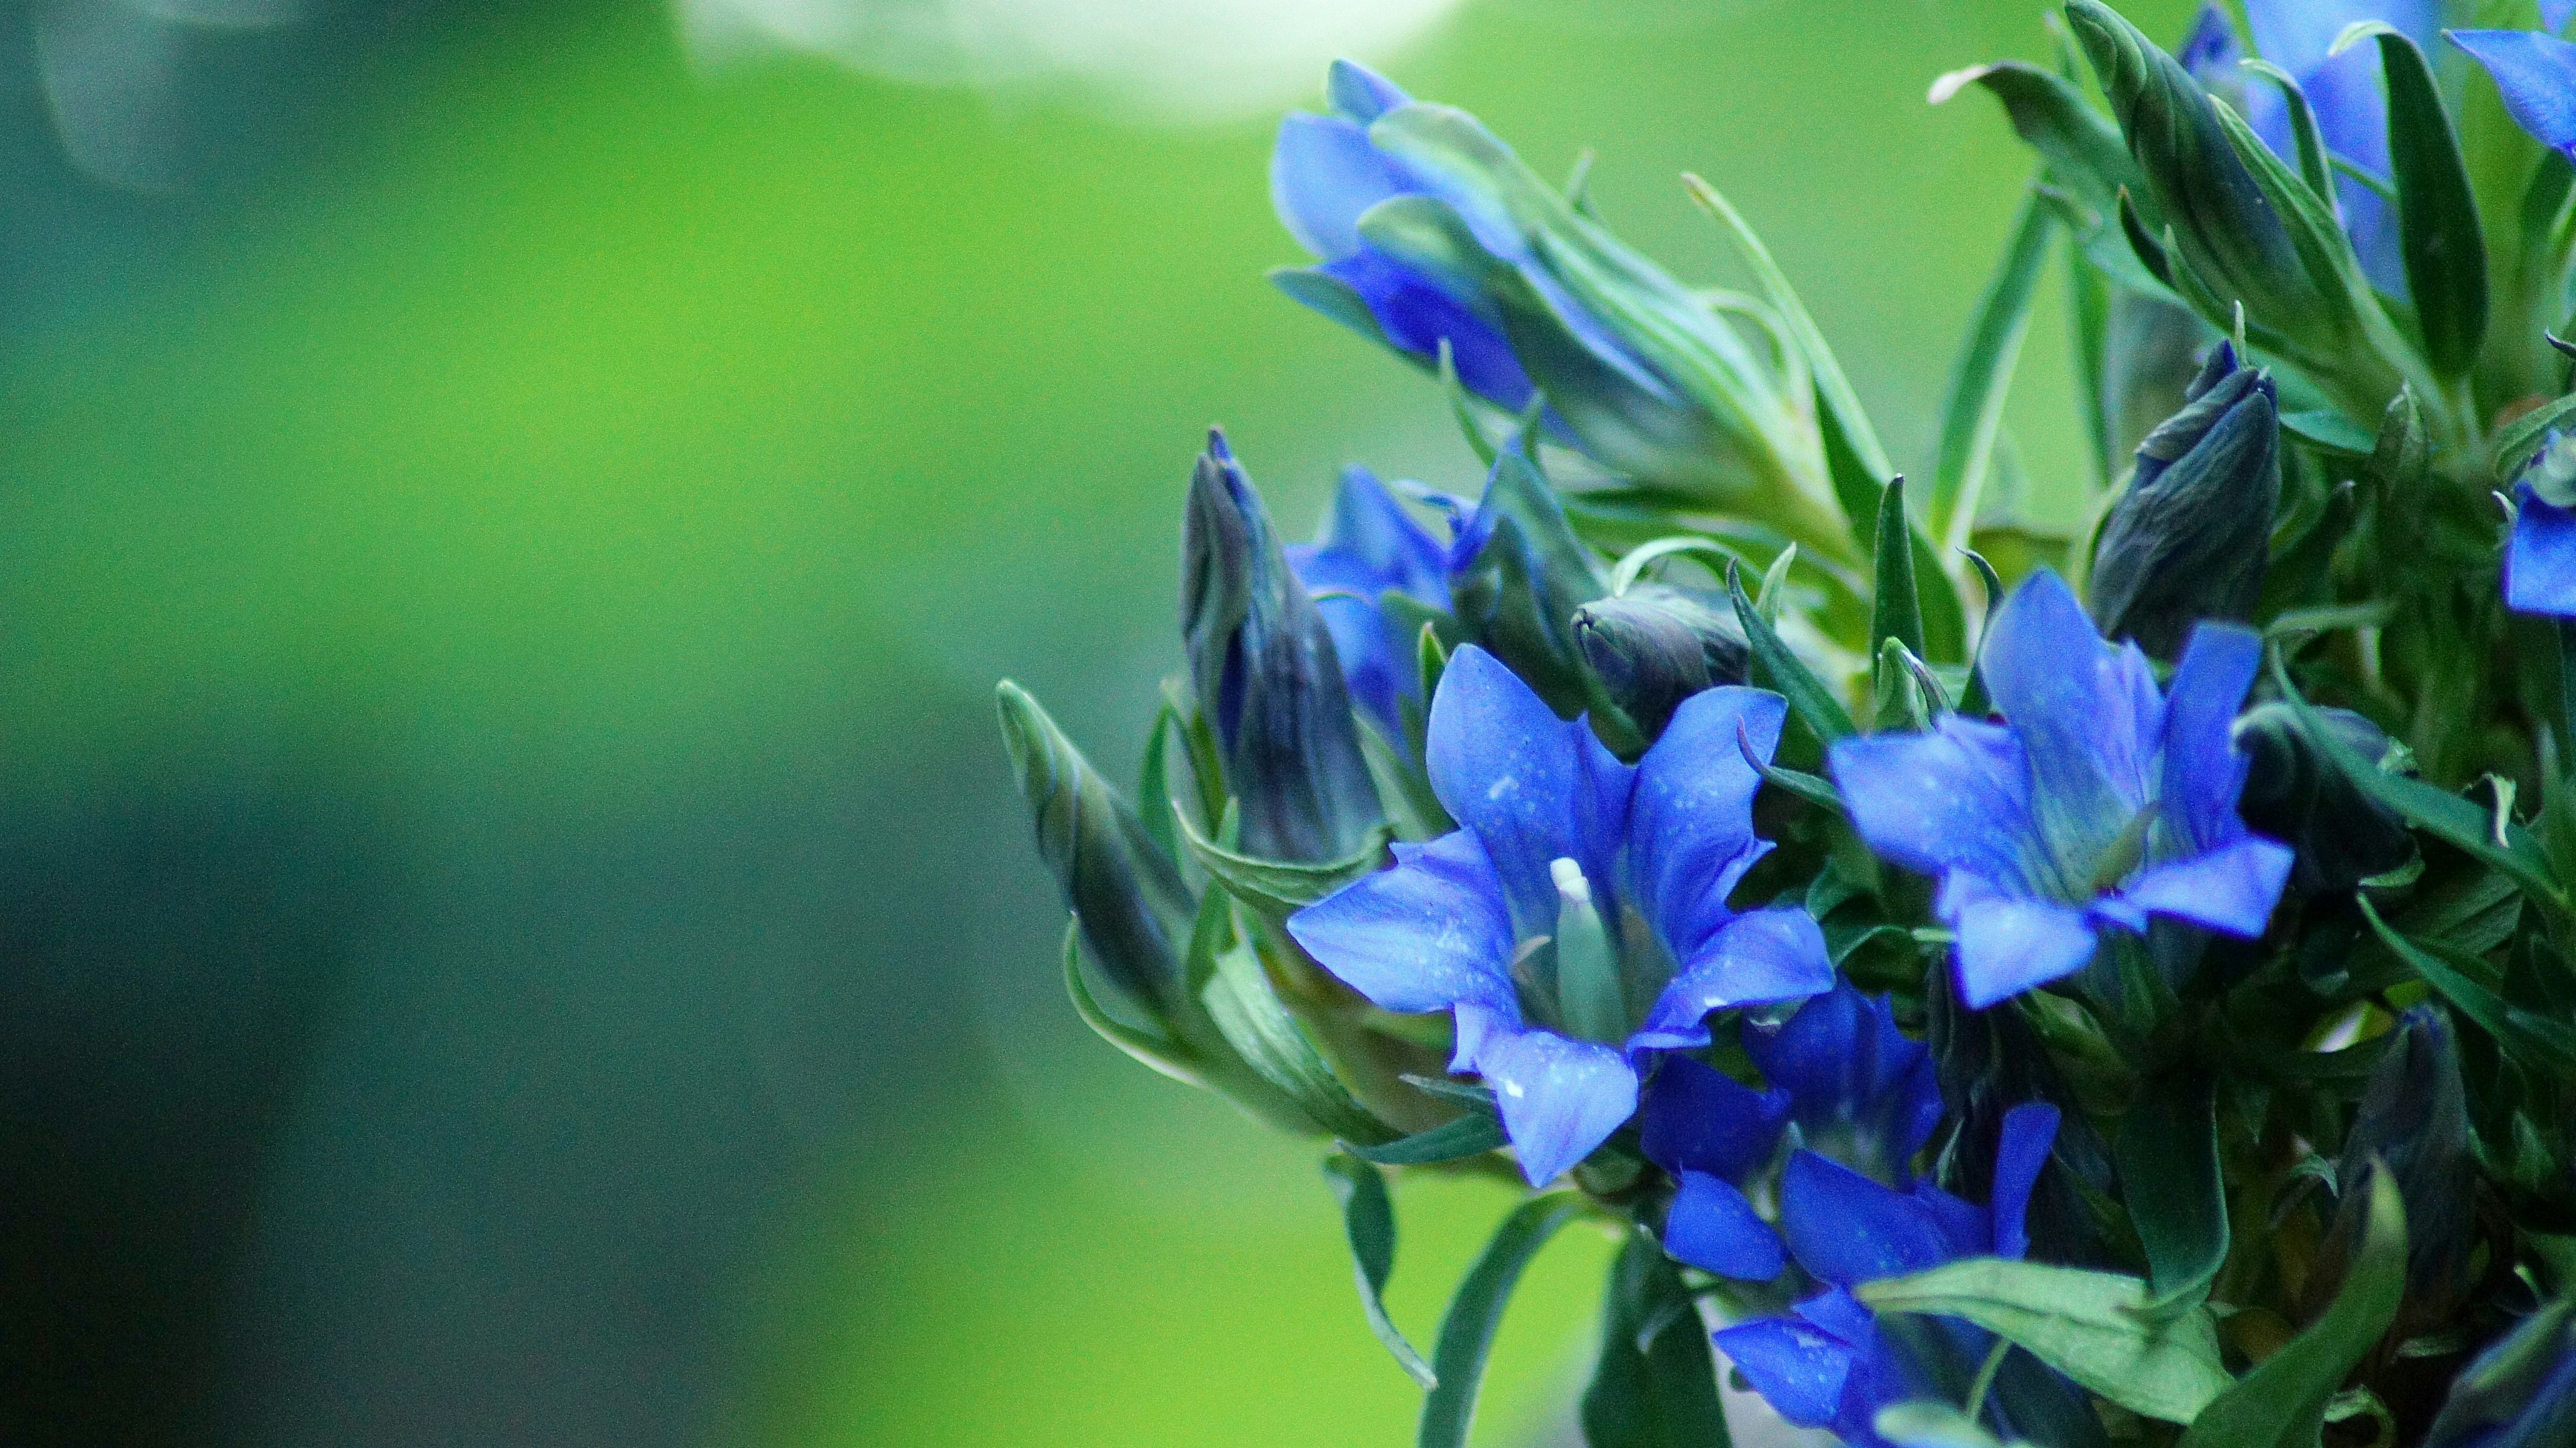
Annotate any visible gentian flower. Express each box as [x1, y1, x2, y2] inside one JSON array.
[[2504, 432, 2576, 617], [2453, 25, 2576, 168], [2336, 1006, 2476, 1328], [1646, 983, 1941, 1282], [2426, 1296, 2576, 1448], [1287, 645, 1833, 1184], [1283, 466, 1452, 737], [1715, 1104, 2063, 1448], [1827, 571, 2293, 1009], [2181, 1, 2439, 295]]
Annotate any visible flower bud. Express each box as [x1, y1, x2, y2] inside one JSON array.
[[2087, 342, 2280, 658], [2426, 1298, 2576, 1448], [1180, 430, 1383, 862], [2334, 1007, 2477, 1328], [995, 681, 1195, 1010], [1570, 583, 1750, 741], [1446, 451, 1609, 719], [2231, 702, 2412, 894]]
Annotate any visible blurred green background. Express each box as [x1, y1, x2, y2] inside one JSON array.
[[0, 0, 2191, 1443]]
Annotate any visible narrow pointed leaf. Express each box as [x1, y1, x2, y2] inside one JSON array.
[[2358, 896, 2576, 1074], [1347, 1108, 1510, 1166], [2115, 1071, 2229, 1315], [1873, 476, 1929, 663], [1581, 1235, 1730, 1448], [1063, 922, 1205, 1087], [2343, 23, 2489, 376], [1728, 562, 1857, 742], [1324, 1153, 1440, 1389], [1173, 807, 1393, 921], [1932, 188, 2057, 556], [1419, 1193, 1589, 1448]]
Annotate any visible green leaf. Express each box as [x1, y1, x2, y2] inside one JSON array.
[[2114, 1071, 2229, 1315], [2358, 895, 2576, 1074], [1873, 476, 1929, 665], [1857, 1257, 2233, 1425], [1928, 60, 2144, 235], [1436, 338, 1501, 469], [1727, 561, 1858, 743], [2241, 60, 2335, 203], [1872, 1402, 2011, 1448], [2279, 409, 2377, 455], [1200, 909, 1397, 1145], [1580, 1235, 1730, 1448], [1346, 1110, 1509, 1166], [2178, 1168, 2407, 1448], [1323, 1153, 1440, 1389], [1419, 1192, 1589, 1448], [2337, 23, 2489, 378], [1817, 375, 1891, 550], [1062, 921, 1205, 1088], [1960, 550, 2006, 717], [1173, 807, 1393, 922], [2494, 390, 2576, 479], [1932, 187, 2058, 558]]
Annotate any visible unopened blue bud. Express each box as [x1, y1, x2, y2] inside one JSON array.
[[2337, 1007, 2475, 1324], [2088, 343, 2279, 658], [1571, 584, 1750, 741], [2426, 1297, 2576, 1448], [1180, 430, 1383, 862], [2232, 702, 2412, 894]]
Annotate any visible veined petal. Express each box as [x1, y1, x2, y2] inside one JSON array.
[[1629, 685, 1782, 960], [1664, 1170, 1786, 1280], [2157, 621, 2263, 853], [1426, 645, 1633, 931], [1272, 113, 1418, 261], [1990, 1102, 2062, 1261], [1943, 880, 2098, 1009], [1827, 718, 2035, 889], [1981, 571, 2161, 883], [1287, 831, 1517, 1017], [2453, 30, 2576, 160], [1631, 907, 1833, 1052], [2510, 484, 2576, 617], [1639, 1054, 1787, 1181], [2118, 837, 2292, 937], [1472, 1024, 1638, 1185], [1780, 1150, 1955, 1287], [1715, 1314, 1858, 1430]]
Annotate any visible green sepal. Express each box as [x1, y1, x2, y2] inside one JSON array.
[[2337, 23, 2489, 378], [1960, 549, 2006, 717], [1418, 1192, 1589, 1448], [1579, 1234, 1731, 1448], [1063, 921, 1204, 1088], [2113, 1070, 2229, 1316], [2240, 59, 2334, 202], [1173, 805, 1393, 924], [1198, 896, 1399, 1145], [1856, 1257, 2233, 1425], [1728, 560, 1858, 743], [1872, 476, 1929, 670], [2176, 1168, 2407, 1448], [1322, 1153, 1440, 1389], [1345, 1110, 1509, 1166]]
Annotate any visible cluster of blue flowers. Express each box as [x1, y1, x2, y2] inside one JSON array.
[[1002, 3, 2576, 1445]]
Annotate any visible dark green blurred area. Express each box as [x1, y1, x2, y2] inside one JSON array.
[[0, 1, 2189, 1443]]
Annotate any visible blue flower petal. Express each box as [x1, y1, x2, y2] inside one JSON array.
[[1639, 1054, 1787, 1180], [1744, 982, 1942, 1183], [1318, 466, 1451, 604], [1664, 1170, 1786, 1280], [2156, 621, 2264, 854], [2510, 482, 2576, 617], [1318, 250, 1538, 411], [1990, 1102, 2062, 1261], [1982, 572, 2162, 890], [1326, 58, 1411, 123], [1715, 1314, 1857, 1429], [2550, 1, 2576, 32], [1779, 1150, 1955, 1287], [2453, 30, 2576, 160], [1297, 592, 1403, 737], [1425, 645, 1634, 931], [1828, 718, 2036, 892], [1941, 876, 2098, 1009], [1794, 1286, 1880, 1345], [1909, 1181, 1992, 1263], [1287, 831, 1518, 1017], [2118, 837, 2293, 937], [1630, 684, 1782, 958], [1470, 1024, 1639, 1185], [1272, 113, 1419, 262], [1631, 907, 1833, 1052], [2247, 0, 2433, 74]]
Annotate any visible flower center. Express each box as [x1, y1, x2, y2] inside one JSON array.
[[1548, 857, 1631, 1046]]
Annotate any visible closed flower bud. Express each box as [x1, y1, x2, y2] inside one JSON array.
[[2335, 1007, 2476, 1328], [1180, 430, 1384, 863], [2426, 1297, 2576, 1448], [1446, 451, 1611, 719], [995, 681, 1195, 1011], [2232, 702, 2412, 894], [1572, 584, 1750, 741], [2088, 342, 2280, 658]]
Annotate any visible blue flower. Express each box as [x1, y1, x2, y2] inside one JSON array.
[[2427, 1296, 2576, 1448], [1716, 1104, 2062, 1448], [1270, 60, 1539, 412], [1287, 644, 1833, 1184], [2507, 433, 2576, 618], [1645, 983, 1941, 1282], [2453, 26, 2576, 164], [1827, 571, 2292, 1009], [2182, 1, 2438, 295], [1283, 466, 1454, 737]]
